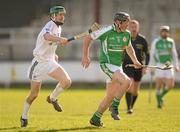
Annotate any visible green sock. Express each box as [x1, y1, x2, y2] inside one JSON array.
[[92, 111, 102, 121], [161, 88, 169, 98], [156, 91, 161, 106], [112, 98, 120, 108]]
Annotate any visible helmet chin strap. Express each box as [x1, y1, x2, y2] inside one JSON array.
[[114, 22, 121, 31], [51, 18, 64, 26], [54, 21, 64, 26], [50, 15, 64, 26]]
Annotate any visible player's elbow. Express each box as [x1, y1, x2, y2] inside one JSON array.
[[83, 35, 92, 45]]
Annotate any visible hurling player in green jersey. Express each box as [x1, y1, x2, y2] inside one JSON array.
[[82, 12, 142, 127], [149, 25, 179, 108]]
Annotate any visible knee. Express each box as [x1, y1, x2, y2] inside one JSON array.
[[27, 94, 38, 104], [124, 78, 131, 91], [167, 84, 174, 90], [61, 78, 72, 89], [126, 77, 131, 88]]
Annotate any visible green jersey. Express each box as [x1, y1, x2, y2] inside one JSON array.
[[91, 24, 131, 66], [149, 37, 179, 67]]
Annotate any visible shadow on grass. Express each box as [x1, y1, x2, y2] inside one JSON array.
[[0, 126, 36, 131], [0, 127, 20, 131], [37, 126, 100, 132]]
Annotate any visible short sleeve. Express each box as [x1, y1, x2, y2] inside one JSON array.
[[44, 21, 54, 34], [90, 25, 112, 40], [126, 31, 131, 46], [127, 32, 131, 46]]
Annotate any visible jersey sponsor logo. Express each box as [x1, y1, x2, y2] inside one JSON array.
[[109, 37, 115, 40], [116, 36, 122, 43]]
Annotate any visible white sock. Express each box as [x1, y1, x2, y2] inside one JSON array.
[[50, 83, 64, 101], [21, 100, 30, 119]]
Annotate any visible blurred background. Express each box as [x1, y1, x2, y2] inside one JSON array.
[[0, 0, 180, 87]]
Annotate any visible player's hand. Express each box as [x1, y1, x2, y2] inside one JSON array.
[[133, 61, 142, 69], [142, 67, 148, 75], [58, 37, 68, 45], [146, 67, 155, 74], [81, 56, 91, 69]]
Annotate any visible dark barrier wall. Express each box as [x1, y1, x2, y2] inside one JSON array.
[[0, 0, 55, 27]]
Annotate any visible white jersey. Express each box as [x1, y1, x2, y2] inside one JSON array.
[[149, 37, 179, 68], [33, 20, 62, 61]]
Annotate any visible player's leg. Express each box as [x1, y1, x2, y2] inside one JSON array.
[[160, 69, 174, 100], [155, 77, 164, 108], [129, 81, 140, 113], [154, 69, 165, 108], [21, 81, 42, 127], [131, 81, 140, 108], [160, 78, 174, 99], [122, 65, 135, 113], [47, 65, 71, 112], [110, 70, 131, 120], [109, 82, 121, 120], [90, 64, 130, 126], [127, 69, 142, 113], [125, 78, 134, 113], [126, 79, 140, 114], [90, 80, 117, 127]]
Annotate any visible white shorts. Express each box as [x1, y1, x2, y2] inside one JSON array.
[[100, 63, 123, 79], [105, 63, 123, 73], [154, 63, 174, 79], [27, 58, 61, 82]]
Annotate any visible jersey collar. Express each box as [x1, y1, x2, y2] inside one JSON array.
[[112, 23, 116, 31]]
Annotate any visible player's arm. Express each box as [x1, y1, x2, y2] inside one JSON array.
[[54, 54, 59, 62], [148, 40, 156, 66], [125, 41, 142, 68], [141, 39, 150, 74], [81, 35, 92, 68], [144, 39, 150, 65], [43, 33, 68, 45], [172, 40, 179, 71], [81, 25, 111, 68]]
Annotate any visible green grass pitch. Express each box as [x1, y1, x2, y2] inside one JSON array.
[[0, 87, 180, 132]]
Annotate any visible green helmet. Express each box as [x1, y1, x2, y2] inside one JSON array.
[[114, 12, 130, 22], [50, 6, 66, 14]]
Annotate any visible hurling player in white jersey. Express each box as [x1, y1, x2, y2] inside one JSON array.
[[149, 25, 179, 108], [20, 6, 71, 127]]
